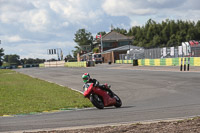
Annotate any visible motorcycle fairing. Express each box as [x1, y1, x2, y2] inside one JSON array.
[[83, 83, 93, 97], [92, 86, 116, 106]]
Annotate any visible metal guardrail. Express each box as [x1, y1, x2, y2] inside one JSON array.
[[120, 46, 200, 60]]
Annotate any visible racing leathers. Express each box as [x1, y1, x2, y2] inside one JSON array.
[[83, 78, 114, 97]]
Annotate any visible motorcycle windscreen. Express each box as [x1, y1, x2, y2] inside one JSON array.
[[83, 83, 93, 97]]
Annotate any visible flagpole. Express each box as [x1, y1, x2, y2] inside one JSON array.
[[101, 33, 103, 53]]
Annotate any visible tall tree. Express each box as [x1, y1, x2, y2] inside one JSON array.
[[4, 55, 9, 62], [128, 19, 200, 48], [196, 20, 200, 40], [152, 35, 161, 47], [97, 31, 106, 37], [4, 54, 20, 65], [167, 34, 177, 47], [113, 28, 127, 35], [74, 29, 93, 46], [73, 29, 93, 57]]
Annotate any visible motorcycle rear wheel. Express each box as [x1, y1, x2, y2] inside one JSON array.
[[113, 94, 122, 108], [90, 94, 104, 109]]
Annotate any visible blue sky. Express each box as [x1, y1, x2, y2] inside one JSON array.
[[0, 0, 200, 59]]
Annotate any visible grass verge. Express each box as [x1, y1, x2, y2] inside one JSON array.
[[0, 69, 92, 116]]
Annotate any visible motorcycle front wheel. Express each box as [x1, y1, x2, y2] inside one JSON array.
[[90, 94, 104, 109], [113, 94, 122, 108]]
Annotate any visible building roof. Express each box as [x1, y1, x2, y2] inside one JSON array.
[[97, 31, 134, 42], [102, 45, 143, 54], [80, 45, 142, 57], [80, 52, 93, 57]]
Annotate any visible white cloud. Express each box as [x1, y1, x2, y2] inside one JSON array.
[[102, 0, 156, 16], [102, 0, 200, 27], [102, 0, 185, 16], [147, 0, 165, 3], [177, 0, 200, 9], [7, 35, 23, 43], [49, 0, 103, 26], [0, 0, 33, 23], [22, 9, 50, 32], [0, 0, 200, 59], [1, 35, 25, 43], [130, 20, 142, 27], [62, 22, 69, 27], [0, 1, 50, 32], [2, 40, 76, 59]]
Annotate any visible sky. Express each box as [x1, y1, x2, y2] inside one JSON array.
[[0, 0, 200, 60]]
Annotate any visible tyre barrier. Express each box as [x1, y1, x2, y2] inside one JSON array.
[[116, 57, 200, 67], [64, 61, 89, 67]]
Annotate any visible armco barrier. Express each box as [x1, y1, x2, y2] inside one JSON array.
[[64, 61, 87, 67], [44, 61, 65, 67], [115, 60, 120, 64], [39, 64, 45, 67], [194, 57, 200, 66], [115, 57, 200, 66], [40, 61, 91, 68]]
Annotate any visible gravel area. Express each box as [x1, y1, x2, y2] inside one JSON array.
[[24, 117, 200, 133]]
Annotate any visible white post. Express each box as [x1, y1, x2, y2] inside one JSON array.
[[57, 48, 60, 61], [101, 33, 103, 53]]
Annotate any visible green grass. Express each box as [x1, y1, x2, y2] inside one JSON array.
[[0, 69, 92, 116]]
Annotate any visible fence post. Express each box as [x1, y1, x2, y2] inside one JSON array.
[[187, 57, 190, 71], [184, 58, 186, 71], [133, 59, 138, 66], [180, 58, 183, 71]]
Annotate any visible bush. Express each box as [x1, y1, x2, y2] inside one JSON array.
[[67, 59, 77, 62], [93, 48, 99, 53]]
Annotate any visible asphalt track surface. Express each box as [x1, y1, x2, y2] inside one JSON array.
[[1, 64, 200, 132]]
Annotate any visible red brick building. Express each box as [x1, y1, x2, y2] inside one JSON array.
[[78, 30, 137, 63]]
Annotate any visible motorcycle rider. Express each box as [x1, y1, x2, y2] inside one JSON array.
[[82, 73, 114, 97]]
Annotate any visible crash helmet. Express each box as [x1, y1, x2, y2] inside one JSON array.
[[82, 73, 90, 83]]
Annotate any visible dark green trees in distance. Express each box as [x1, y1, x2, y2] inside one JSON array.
[[73, 19, 200, 56], [128, 19, 200, 48], [73, 29, 94, 58], [74, 29, 93, 47], [0, 48, 4, 66]]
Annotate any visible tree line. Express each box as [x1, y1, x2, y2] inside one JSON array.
[[118, 19, 200, 48], [73, 19, 200, 57], [0, 49, 45, 67]]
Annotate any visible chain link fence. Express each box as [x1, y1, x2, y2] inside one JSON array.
[[120, 44, 200, 60]]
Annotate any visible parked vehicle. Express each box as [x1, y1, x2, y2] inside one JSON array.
[[83, 83, 122, 109], [92, 53, 102, 64]]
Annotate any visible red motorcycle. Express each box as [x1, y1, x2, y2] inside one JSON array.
[[83, 83, 122, 109]]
